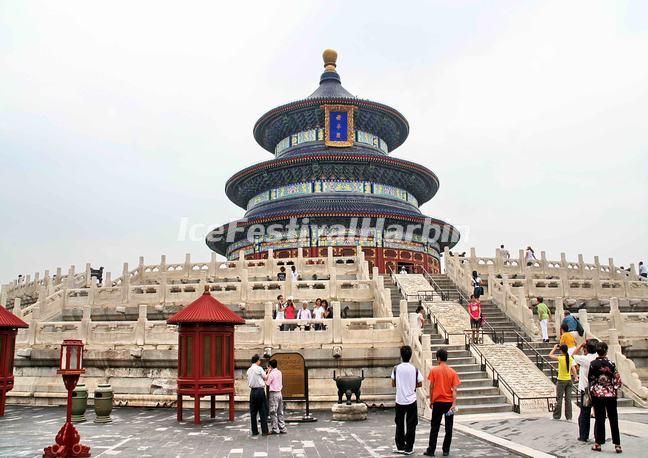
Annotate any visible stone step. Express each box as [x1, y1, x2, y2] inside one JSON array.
[[444, 363, 482, 373], [457, 394, 509, 405], [457, 386, 502, 396], [456, 403, 512, 415], [433, 357, 475, 366], [456, 378, 498, 388]]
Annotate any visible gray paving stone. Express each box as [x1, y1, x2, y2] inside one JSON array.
[[0, 406, 518, 457]]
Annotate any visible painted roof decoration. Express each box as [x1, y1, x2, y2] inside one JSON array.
[[167, 286, 245, 325], [0, 305, 29, 328]]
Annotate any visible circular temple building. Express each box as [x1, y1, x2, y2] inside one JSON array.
[[207, 50, 459, 273]]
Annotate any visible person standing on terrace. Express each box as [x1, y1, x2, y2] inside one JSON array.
[[392, 345, 423, 455], [525, 246, 536, 266], [468, 295, 482, 344], [500, 244, 510, 259], [549, 343, 573, 421], [536, 296, 551, 342], [589, 341, 623, 453], [290, 265, 299, 282], [639, 261, 647, 278], [424, 348, 460, 457], [571, 339, 598, 442]]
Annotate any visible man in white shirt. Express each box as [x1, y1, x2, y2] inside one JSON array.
[[246, 354, 269, 436], [571, 339, 598, 442], [290, 265, 299, 282], [639, 261, 647, 278], [391, 345, 423, 455]]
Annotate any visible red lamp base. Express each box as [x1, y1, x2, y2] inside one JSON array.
[[43, 421, 90, 458]]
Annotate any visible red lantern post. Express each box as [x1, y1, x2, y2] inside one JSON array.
[[43, 339, 90, 458], [167, 286, 245, 424], [0, 305, 28, 417]]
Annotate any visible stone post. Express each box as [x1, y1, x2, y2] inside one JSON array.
[[13, 297, 24, 318], [135, 304, 147, 346], [593, 267, 601, 298], [421, 334, 432, 361], [104, 271, 112, 287], [12, 297, 21, 315], [559, 269, 569, 297], [329, 268, 337, 299], [38, 286, 47, 313], [161, 254, 167, 274], [208, 252, 217, 277], [44, 270, 51, 293], [408, 313, 419, 347], [540, 251, 548, 275], [608, 329, 621, 363], [519, 249, 526, 274], [89, 278, 97, 307], [609, 297, 624, 335], [487, 265, 494, 300], [296, 247, 303, 275], [267, 250, 274, 277], [578, 308, 590, 336], [80, 305, 91, 344], [327, 246, 334, 274], [629, 263, 637, 281], [55, 267, 62, 285], [184, 253, 191, 278], [332, 300, 342, 344], [560, 252, 567, 270], [160, 272, 168, 304], [400, 300, 408, 321], [138, 256, 145, 281], [608, 258, 616, 279], [554, 297, 564, 338], [263, 301, 274, 347], [240, 268, 248, 302], [121, 262, 130, 304], [0, 291, 6, 310], [469, 247, 477, 273], [577, 254, 585, 277], [594, 256, 601, 276], [28, 304, 40, 345], [495, 247, 503, 271], [85, 263, 92, 287]]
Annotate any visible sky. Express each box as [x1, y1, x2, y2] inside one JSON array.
[[0, 1, 647, 282]]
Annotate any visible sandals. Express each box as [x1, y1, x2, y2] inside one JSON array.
[[591, 444, 622, 453]]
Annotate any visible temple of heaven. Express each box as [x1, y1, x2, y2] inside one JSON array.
[[206, 49, 459, 273]]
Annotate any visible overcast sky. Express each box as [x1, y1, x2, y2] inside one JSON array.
[[1, 1, 647, 282]]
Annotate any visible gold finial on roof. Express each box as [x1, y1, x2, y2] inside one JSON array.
[[323, 49, 338, 72]]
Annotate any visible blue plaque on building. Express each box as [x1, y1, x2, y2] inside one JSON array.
[[323, 104, 355, 147]]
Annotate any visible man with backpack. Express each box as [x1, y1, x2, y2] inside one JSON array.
[[391, 345, 423, 455]]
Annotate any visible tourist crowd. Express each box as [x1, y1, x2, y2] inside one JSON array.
[[273, 294, 333, 330]]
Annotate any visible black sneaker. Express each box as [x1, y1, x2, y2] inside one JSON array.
[[423, 452, 434, 457], [402, 451, 414, 456]]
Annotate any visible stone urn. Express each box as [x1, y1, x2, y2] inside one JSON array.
[[71, 383, 88, 423], [333, 370, 364, 405], [94, 383, 113, 423]]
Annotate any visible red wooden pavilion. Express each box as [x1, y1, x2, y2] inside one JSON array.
[[0, 305, 28, 416], [167, 286, 245, 424]]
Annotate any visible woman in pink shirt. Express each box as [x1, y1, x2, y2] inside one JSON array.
[[468, 295, 482, 344]]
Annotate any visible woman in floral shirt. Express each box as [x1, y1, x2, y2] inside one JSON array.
[[588, 341, 622, 453]]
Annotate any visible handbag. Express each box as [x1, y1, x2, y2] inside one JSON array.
[[582, 389, 592, 407]]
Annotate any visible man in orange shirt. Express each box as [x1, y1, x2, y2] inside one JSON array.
[[424, 348, 461, 457]]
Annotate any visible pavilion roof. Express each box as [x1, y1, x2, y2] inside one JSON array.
[[167, 287, 245, 325], [0, 305, 29, 328]]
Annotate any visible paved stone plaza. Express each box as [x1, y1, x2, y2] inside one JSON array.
[[0, 406, 516, 457], [460, 408, 648, 457]]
